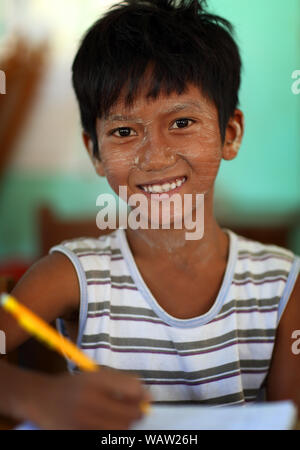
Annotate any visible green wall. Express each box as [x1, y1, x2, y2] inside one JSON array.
[[212, 0, 300, 212], [0, 0, 299, 260]]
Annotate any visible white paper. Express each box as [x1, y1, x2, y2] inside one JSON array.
[[14, 401, 297, 430], [131, 401, 298, 430]]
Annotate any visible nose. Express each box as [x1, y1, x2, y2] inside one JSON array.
[[136, 130, 177, 172]]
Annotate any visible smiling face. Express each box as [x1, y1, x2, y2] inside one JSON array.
[[83, 83, 244, 228]]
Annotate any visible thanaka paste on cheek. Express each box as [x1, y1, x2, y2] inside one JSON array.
[[96, 120, 134, 190], [175, 105, 222, 197]]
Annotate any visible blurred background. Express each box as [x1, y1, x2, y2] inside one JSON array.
[[0, 0, 299, 284]]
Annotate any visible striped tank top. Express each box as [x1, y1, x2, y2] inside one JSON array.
[[50, 228, 300, 406]]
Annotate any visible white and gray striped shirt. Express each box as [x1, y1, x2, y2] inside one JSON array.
[[50, 228, 300, 406]]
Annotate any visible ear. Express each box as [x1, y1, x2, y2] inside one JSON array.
[[82, 131, 105, 177], [222, 109, 245, 161]]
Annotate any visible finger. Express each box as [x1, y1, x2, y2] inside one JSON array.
[[97, 369, 146, 401], [100, 392, 145, 420], [84, 395, 144, 430]]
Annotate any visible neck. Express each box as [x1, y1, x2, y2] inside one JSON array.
[[124, 189, 229, 272]]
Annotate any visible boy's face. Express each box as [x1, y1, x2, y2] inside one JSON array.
[[84, 83, 244, 221]]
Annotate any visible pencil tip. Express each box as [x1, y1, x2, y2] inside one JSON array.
[[141, 401, 151, 415]]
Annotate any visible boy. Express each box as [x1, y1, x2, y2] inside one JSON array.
[[0, 0, 299, 430]]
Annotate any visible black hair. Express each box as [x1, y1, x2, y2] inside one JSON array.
[[72, 0, 242, 159]]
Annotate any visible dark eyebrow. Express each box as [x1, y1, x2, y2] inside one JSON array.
[[105, 101, 203, 123], [164, 102, 203, 114], [105, 114, 142, 123]]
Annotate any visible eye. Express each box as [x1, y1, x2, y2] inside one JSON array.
[[109, 127, 137, 138], [171, 118, 195, 129]]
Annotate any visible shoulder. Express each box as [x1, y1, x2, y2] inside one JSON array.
[[48, 229, 122, 303], [14, 251, 81, 315], [49, 230, 119, 256], [1, 231, 122, 352], [234, 231, 295, 263], [233, 231, 296, 293], [0, 251, 80, 351], [234, 230, 299, 319], [233, 231, 295, 282]]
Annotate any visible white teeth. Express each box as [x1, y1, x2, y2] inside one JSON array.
[[140, 176, 186, 193], [152, 185, 161, 193]]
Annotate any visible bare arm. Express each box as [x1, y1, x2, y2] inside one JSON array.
[[265, 272, 300, 415], [0, 252, 79, 421], [0, 252, 80, 353], [0, 253, 150, 429]]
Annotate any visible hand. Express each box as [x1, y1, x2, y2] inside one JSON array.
[[24, 368, 152, 430]]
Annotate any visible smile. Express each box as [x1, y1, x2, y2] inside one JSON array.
[[138, 176, 187, 194]]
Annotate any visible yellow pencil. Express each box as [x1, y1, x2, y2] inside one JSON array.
[[0, 293, 150, 414]]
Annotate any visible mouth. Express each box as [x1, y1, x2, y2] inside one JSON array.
[[137, 175, 187, 196]]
